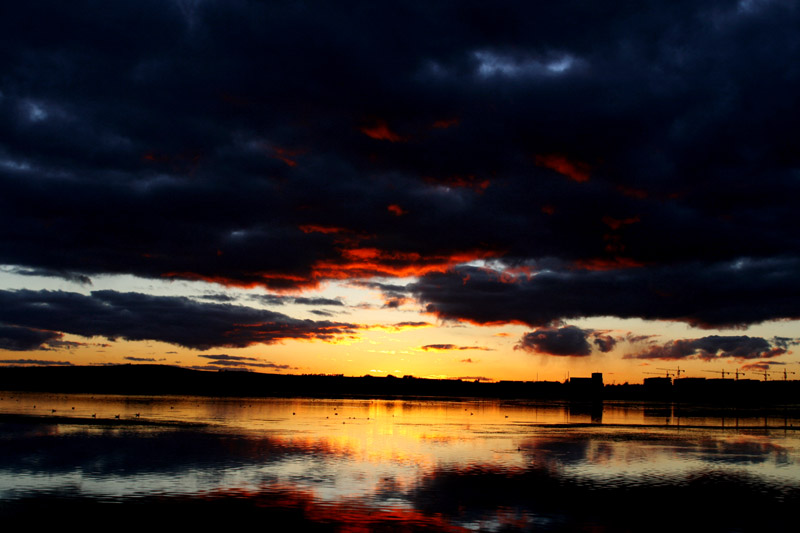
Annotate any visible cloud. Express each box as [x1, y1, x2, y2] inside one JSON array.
[[412, 259, 800, 328], [772, 337, 800, 349], [740, 361, 771, 372], [419, 344, 493, 352], [197, 353, 296, 370], [515, 326, 593, 357], [245, 294, 346, 307], [592, 334, 618, 353], [3, 266, 92, 286], [373, 322, 432, 332], [0, 324, 65, 351], [1, 0, 800, 334], [740, 361, 788, 374], [292, 297, 344, 306], [623, 335, 789, 361], [198, 294, 241, 303], [198, 354, 259, 362], [0, 289, 360, 350], [0, 358, 72, 366], [534, 154, 591, 183]]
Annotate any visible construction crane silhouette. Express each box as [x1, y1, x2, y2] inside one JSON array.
[[657, 367, 685, 377], [703, 369, 744, 379], [761, 369, 797, 381]]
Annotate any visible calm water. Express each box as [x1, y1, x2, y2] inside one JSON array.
[[1, 393, 799, 531]]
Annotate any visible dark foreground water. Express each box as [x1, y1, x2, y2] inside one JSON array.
[[1, 393, 799, 531]]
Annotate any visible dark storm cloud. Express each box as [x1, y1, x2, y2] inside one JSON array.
[[772, 337, 800, 349], [623, 335, 789, 361], [0, 324, 64, 351], [0, 289, 359, 350], [248, 294, 289, 306], [292, 297, 344, 306], [247, 295, 343, 307], [515, 326, 593, 357], [1, 1, 800, 327], [198, 293, 240, 303], [4, 267, 92, 286], [592, 334, 618, 353], [382, 298, 403, 309], [350, 281, 411, 303], [412, 258, 800, 328]]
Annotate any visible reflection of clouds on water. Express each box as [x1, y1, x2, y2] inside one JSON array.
[[520, 435, 591, 466], [694, 436, 790, 465], [519, 430, 794, 468], [2, 397, 800, 531], [0, 426, 350, 476], [410, 460, 800, 532]]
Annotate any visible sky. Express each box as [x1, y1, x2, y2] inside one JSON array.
[[1, 0, 800, 384]]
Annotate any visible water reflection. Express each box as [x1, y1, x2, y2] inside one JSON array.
[[1, 393, 800, 531]]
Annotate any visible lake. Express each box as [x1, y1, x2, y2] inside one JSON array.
[[2, 393, 799, 531]]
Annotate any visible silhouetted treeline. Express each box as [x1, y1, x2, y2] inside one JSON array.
[[0, 365, 799, 404], [0, 365, 563, 399]]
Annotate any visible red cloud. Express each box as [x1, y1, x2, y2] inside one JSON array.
[[602, 215, 641, 230], [573, 257, 646, 271], [432, 117, 460, 129], [311, 248, 496, 281], [387, 204, 407, 216], [270, 146, 305, 167], [298, 224, 348, 234], [534, 154, 591, 182], [361, 119, 406, 142]]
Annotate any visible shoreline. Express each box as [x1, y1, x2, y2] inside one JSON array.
[[2, 364, 800, 406]]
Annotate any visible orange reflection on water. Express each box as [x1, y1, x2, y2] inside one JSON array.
[[196, 482, 473, 532], [3, 392, 800, 533]]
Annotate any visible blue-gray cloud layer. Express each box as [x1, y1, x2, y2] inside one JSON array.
[[0, 289, 358, 350]]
